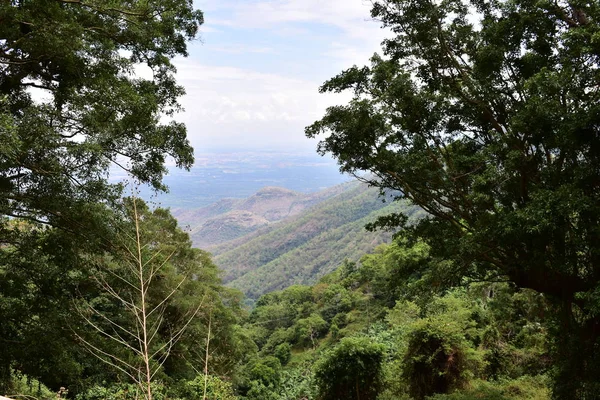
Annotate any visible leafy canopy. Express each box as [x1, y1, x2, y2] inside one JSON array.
[[314, 337, 385, 400], [0, 0, 202, 229], [307, 0, 599, 318], [1, 1, 204, 392], [307, 0, 600, 395]]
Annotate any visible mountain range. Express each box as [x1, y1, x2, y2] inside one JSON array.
[[171, 184, 351, 248], [172, 181, 421, 299]]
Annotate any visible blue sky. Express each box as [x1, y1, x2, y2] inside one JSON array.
[[171, 0, 387, 153]]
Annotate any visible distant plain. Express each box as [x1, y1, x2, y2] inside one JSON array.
[[128, 151, 350, 209]]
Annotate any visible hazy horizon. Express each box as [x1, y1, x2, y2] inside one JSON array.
[[123, 149, 351, 209]]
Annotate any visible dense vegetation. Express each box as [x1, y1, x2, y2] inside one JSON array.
[[0, 197, 248, 398], [2, 0, 599, 399], [2, 230, 555, 400], [225, 199, 417, 299], [307, 0, 600, 397], [210, 182, 421, 299], [236, 239, 551, 400]]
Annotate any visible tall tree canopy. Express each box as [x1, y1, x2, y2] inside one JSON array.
[[0, 0, 204, 393], [307, 0, 600, 396], [0, 0, 202, 230]]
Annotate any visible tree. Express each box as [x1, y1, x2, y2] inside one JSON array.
[[74, 197, 239, 399], [307, 0, 600, 396], [400, 295, 483, 399], [0, 0, 201, 230], [294, 313, 328, 348], [0, 217, 95, 393], [76, 198, 196, 400], [0, 196, 247, 396], [1, 1, 202, 392], [179, 374, 237, 400]]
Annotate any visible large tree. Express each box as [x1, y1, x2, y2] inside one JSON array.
[[0, 198, 246, 395], [307, 0, 600, 396], [0, 0, 203, 392], [74, 198, 244, 399], [0, 0, 201, 229]]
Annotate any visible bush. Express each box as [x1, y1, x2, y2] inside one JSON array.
[[274, 343, 292, 365], [249, 356, 282, 387], [294, 313, 328, 348], [179, 375, 236, 400], [76, 382, 168, 400], [314, 337, 385, 400], [400, 294, 484, 399], [4, 371, 56, 400]]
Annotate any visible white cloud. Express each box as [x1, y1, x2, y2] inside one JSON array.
[[172, 58, 351, 151], [207, 44, 275, 54], [175, 0, 390, 151], [198, 0, 388, 67], [198, 25, 222, 33], [207, 0, 376, 35]]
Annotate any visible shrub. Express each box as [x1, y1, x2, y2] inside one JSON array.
[[314, 337, 385, 400], [179, 375, 236, 400]]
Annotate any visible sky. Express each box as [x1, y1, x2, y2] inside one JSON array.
[[172, 0, 387, 153]]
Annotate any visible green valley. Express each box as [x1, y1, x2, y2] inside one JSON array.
[[174, 181, 422, 299], [2, 0, 599, 399]]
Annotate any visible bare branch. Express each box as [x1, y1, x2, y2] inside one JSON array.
[[203, 310, 212, 400]]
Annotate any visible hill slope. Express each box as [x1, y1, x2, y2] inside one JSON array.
[[172, 184, 350, 248], [208, 182, 421, 298], [226, 200, 416, 298]]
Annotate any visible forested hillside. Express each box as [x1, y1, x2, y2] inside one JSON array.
[[2, 0, 600, 399], [172, 181, 421, 299], [237, 238, 551, 400], [223, 199, 419, 299], [172, 183, 353, 248], [208, 182, 420, 298]]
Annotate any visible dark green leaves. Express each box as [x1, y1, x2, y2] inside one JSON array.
[[0, 0, 200, 229], [308, 1, 600, 394]]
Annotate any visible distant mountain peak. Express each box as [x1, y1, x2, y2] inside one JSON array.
[[254, 186, 299, 196], [172, 182, 360, 249]]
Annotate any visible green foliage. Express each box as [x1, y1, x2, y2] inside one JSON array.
[[249, 285, 314, 336], [273, 343, 292, 365], [4, 370, 57, 400], [247, 237, 551, 400], [78, 199, 249, 391], [360, 238, 449, 307], [294, 313, 328, 348], [428, 376, 550, 400], [177, 375, 237, 400], [307, 0, 600, 395], [478, 286, 549, 380], [233, 356, 282, 400], [261, 328, 292, 355], [1, 0, 202, 393], [77, 382, 170, 400], [1, 0, 200, 227], [400, 294, 484, 399], [245, 381, 279, 400], [0, 199, 247, 395], [314, 337, 385, 400], [249, 356, 281, 388], [0, 218, 104, 392], [318, 283, 355, 322], [278, 365, 317, 400]]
